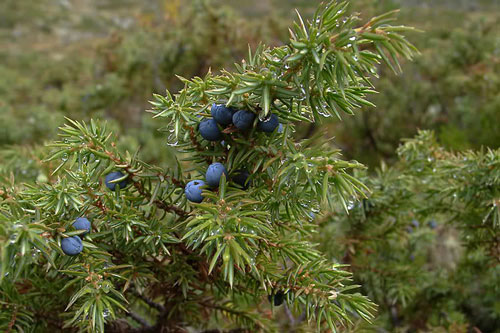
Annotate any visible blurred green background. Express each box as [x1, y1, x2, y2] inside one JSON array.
[[1, 0, 498, 173]]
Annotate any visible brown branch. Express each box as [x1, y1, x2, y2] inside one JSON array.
[[185, 124, 212, 164], [126, 311, 152, 329], [284, 303, 296, 326], [6, 306, 17, 333], [132, 290, 166, 313], [199, 300, 264, 330], [161, 173, 185, 188], [85, 187, 108, 215], [102, 148, 189, 217], [132, 178, 188, 218]]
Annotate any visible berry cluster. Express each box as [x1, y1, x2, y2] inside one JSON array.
[[60, 171, 129, 256], [199, 104, 281, 142], [60, 103, 282, 252], [186, 104, 281, 203], [405, 218, 439, 234]]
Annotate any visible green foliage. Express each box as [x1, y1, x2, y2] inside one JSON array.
[[317, 131, 500, 331], [0, 1, 421, 331]]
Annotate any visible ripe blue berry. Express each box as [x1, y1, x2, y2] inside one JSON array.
[[428, 220, 438, 229], [211, 104, 234, 126], [105, 171, 128, 191], [185, 180, 205, 203], [232, 110, 255, 130], [199, 119, 223, 141], [73, 217, 91, 236], [61, 236, 83, 256], [206, 162, 227, 187], [268, 290, 286, 306], [232, 169, 251, 189], [411, 219, 419, 228], [257, 113, 279, 133]]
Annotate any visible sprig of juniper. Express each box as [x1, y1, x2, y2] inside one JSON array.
[[0, 1, 419, 332]]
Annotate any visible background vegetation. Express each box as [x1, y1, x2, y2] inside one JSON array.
[[0, 0, 498, 331]]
